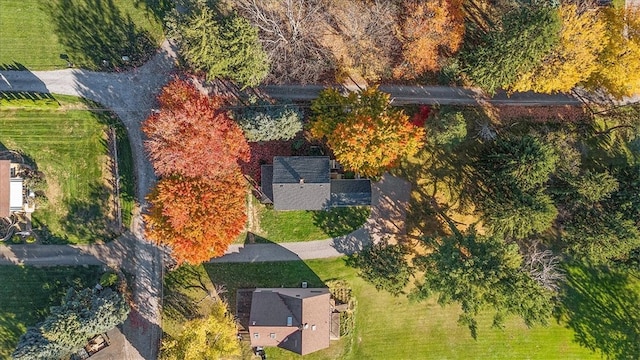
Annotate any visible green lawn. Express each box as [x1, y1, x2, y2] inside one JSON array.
[[255, 203, 370, 242], [0, 93, 135, 243], [166, 258, 600, 360], [0, 0, 164, 70], [0, 265, 102, 358]]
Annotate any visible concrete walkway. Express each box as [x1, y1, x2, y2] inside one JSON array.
[[0, 41, 179, 360], [0, 174, 411, 265]]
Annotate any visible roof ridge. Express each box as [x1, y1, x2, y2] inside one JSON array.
[[277, 293, 302, 325]]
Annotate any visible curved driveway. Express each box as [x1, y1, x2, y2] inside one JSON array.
[[0, 44, 589, 359]]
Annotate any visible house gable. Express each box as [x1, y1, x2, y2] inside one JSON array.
[[248, 288, 331, 355]]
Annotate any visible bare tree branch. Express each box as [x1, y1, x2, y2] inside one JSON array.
[[523, 240, 566, 292]]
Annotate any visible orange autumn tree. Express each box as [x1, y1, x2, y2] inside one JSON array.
[[143, 79, 249, 264], [145, 172, 246, 264], [394, 0, 464, 79], [143, 79, 249, 180], [310, 87, 425, 177]]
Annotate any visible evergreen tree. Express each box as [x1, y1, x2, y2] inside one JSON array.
[[411, 227, 553, 339], [234, 100, 303, 142], [168, 0, 269, 87], [13, 288, 129, 360], [462, 6, 561, 94]]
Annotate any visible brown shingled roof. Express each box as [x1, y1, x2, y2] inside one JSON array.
[[248, 288, 331, 355], [0, 160, 10, 218]]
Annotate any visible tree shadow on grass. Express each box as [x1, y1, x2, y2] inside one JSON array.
[[133, 0, 174, 23], [0, 313, 24, 359], [163, 265, 208, 324], [0, 266, 101, 357], [312, 206, 370, 238], [59, 183, 117, 243], [44, 0, 156, 71], [0, 62, 28, 71], [557, 262, 640, 359], [203, 258, 325, 315]]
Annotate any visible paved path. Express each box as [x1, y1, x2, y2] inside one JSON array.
[[0, 174, 410, 265], [259, 84, 583, 106], [0, 42, 179, 360]]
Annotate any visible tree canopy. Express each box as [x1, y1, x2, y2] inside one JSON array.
[[511, 5, 606, 93], [161, 300, 240, 360], [310, 87, 425, 177], [585, 7, 640, 99], [167, 0, 269, 87], [145, 172, 247, 265], [13, 288, 129, 360], [462, 6, 561, 94], [395, 0, 464, 79], [411, 228, 553, 339], [143, 79, 249, 180], [474, 135, 558, 238], [347, 242, 413, 296], [233, 99, 303, 142]]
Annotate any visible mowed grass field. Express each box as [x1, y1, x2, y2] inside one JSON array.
[[0, 93, 135, 243], [0, 265, 102, 358], [0, 0, 164, 70], [162, 259, 600, 360], [254, 200, 370, 243]]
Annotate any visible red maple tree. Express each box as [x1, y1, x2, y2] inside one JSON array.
[[143, 79, 250, 180], [144, 171, 247, 264]]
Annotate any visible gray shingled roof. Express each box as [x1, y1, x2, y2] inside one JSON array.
[[273, 156, 330, 184], [273, 183, 330, 210], [330, 179, 372, 206], [260, 165, 274, 204], [264, 156, 371, 210], [271, 156, 331, 210]]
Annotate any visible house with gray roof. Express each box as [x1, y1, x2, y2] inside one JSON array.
[[261, 156, 371, 211], [248, 288, 332, 355]]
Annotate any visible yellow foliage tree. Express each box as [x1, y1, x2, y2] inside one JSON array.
[[161, 301, 240, 360], [586, 6, 640, 98], [394, 0, 464, 79], [511, 5, 606, 93], [310, 87, 425, 177]]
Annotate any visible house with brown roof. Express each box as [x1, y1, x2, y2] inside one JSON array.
[[248, 288, 332, 355], [0, 160, 24, 218]]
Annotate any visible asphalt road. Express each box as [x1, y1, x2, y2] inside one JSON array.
[[0, 45, 602, 360], [259, 84, 583, 106]]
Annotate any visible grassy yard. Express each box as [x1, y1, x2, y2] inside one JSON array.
[[253, 201, 370, 243], [0, 0, 164, 70], [0, 93, 135, 243], [0, 265, 102, 358], [161, 258, 602, 359]]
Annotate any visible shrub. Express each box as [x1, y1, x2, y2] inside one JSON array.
[[346, 242, 413, 296], [234, 100, 303, 142], [100, 272, 119, 288], [427, 109, 467, 148]]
